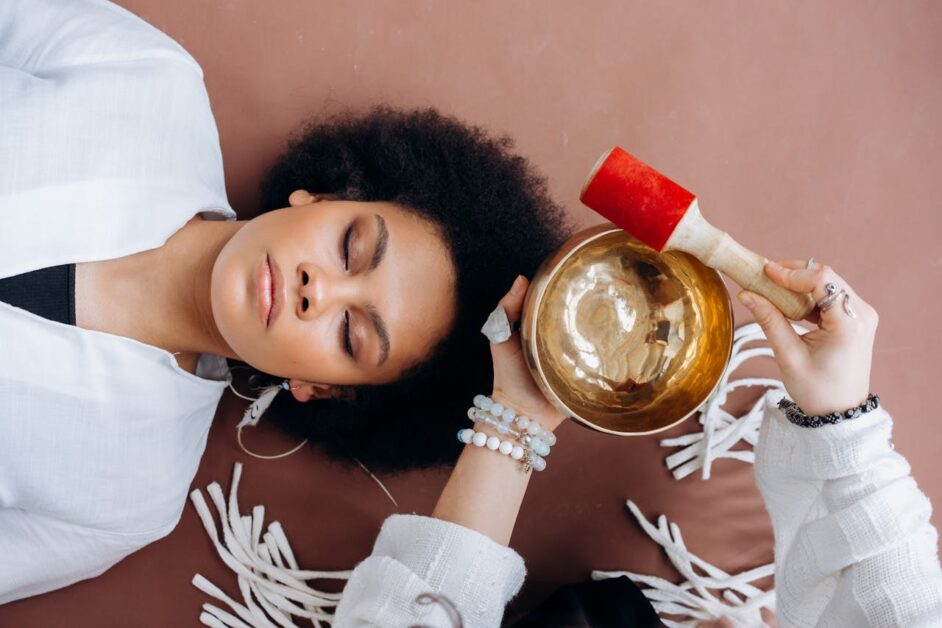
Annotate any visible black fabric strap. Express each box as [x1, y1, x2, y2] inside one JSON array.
[[0, 264, 77, 326]]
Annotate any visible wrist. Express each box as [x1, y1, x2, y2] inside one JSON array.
[[460, 394, 556, 473], [778, 393, 880, 428], [489, 392, 562, 434], [794, 392, 870, 416]]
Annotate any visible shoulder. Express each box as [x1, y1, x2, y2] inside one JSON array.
[[2, 0, 204, 78]]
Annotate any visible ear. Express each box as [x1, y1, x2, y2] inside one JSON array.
[[288, 190, 340, 207], [287, 379, 341, 403]]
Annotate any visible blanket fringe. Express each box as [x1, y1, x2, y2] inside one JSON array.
[[661, 322, 809, 480], [593, 500, 775, 627], [190, 463, 353, 627], [192, 324, 796, 625]]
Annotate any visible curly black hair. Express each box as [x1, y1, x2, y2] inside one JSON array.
[[250, 106, 571, 473]]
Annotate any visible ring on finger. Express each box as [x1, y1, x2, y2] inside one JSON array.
[[842, 293, 857, 318], [816, 282, 844, 312], [815, 282, 857, 318]]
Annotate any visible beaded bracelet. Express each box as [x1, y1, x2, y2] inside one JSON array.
[[457, 428, 547, 472], [777, 393, 881, 428], [471, 395, 556, 454], [466, 407, 555, 458]]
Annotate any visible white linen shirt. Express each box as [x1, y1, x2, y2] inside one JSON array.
[[0, 0, 235, 602], [0, 2, 531, 619]]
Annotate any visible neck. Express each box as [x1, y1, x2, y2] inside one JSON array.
[[140, 217, 245, 359]]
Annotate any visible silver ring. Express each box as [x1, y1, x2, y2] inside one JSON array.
[[815, 281, 857, 318], [816, 282, 844, 312], [842, 293, 857, 318]]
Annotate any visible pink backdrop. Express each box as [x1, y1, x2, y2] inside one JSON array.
[[2, 1, 940, 625]]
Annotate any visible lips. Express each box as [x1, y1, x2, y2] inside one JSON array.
[[268, 256, 284, 326], [256, 254, 285, 328]]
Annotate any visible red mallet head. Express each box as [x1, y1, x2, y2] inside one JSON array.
[[578, 146, 816, 321], [580, 147, 695, 252]]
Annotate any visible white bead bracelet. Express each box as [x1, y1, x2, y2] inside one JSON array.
[[457, 428, 547, 472], [470, 395, 556, 457]]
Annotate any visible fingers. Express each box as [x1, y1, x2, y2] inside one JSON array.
[[766, 259, 879, 331], [763, 259, 833, 296], [488, 276, 529, 359], [766, 259, 865, 302], [499, 275, 528, 324], [737, 289, 807, 369]]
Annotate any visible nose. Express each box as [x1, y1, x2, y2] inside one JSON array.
[[296, 264, 351, 320]]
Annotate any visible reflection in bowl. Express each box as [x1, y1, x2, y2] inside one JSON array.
[[521, 225, 733, 435]]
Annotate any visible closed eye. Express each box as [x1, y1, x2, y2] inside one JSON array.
[[342, 309, 354, 358], [343, 224, 353, 271]]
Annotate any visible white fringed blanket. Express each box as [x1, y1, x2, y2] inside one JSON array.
[[192, 322, 795, 626]]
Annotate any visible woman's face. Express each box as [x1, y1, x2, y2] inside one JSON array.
[[211, 192, 456, 392]]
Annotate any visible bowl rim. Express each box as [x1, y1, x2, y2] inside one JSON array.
[[523, 225, 735, 436]]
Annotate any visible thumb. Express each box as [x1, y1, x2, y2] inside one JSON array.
[[489, 275, 528, 361], [737, 290, 805, 365]]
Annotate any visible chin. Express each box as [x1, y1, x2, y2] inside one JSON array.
[[209, 266, 252, 359]]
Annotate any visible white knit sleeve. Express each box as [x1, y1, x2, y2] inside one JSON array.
[[0, 0, 199, 75], [754, 395, 942, 627], [333, 514, 526, 628]]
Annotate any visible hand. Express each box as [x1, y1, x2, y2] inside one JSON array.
[[736, 260, 879, 416], [488, 275, 567, 432]]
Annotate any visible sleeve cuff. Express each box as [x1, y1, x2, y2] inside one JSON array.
[[756, 393, 896, 481], [373, 514, 527, 603]]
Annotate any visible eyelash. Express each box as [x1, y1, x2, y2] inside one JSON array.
[[341, 223, 354, 359], [342, 225, 353, 271], [342, 310, 354, 358]]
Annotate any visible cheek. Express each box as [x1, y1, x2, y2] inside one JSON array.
[[267, 319, 340, 380]]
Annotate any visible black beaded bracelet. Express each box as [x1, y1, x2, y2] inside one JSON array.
[[777, 393, 881, 428]]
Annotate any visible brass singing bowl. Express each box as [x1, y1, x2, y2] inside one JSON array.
[[521, 224, 734, 435]]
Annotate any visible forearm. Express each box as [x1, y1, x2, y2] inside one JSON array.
[[755, 396, 942, 626], [432, 438, 532, 546], [336, 437, 533, 627], [337, 403, 540, 625]]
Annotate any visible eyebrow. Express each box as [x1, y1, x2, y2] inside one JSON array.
[[366, 214, 390, 366], [368, 214, 388, 272]]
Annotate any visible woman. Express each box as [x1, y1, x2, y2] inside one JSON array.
[[329, 260, 939, 626], [0, 0, 568, 603]]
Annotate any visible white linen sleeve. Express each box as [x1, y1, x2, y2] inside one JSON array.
[[754, 395, 942, 627], [333, 514, 526, 628], [0, 508, 167, 604], [0, 0, 199, 76]]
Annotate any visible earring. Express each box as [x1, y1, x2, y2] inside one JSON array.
[[226, 376, 309, 460]]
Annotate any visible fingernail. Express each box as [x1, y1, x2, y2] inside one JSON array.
[[768, 262, 784, 272], [737, 292, 755, 308], [511, 275, 525, 294]]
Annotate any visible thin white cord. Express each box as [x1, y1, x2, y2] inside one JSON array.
[[352, 457, 399, 511], [237, 426, 310, 461], [226, 368, 264, 402]]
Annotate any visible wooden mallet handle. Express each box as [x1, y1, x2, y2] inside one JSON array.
[[581, 147, 815, 321], [669, 201, 815, 320]]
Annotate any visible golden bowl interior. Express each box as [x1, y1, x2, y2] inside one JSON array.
[[522, 226, 733, 435]]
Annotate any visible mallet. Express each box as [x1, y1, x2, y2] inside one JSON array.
[[580, 147, 815, 321]]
